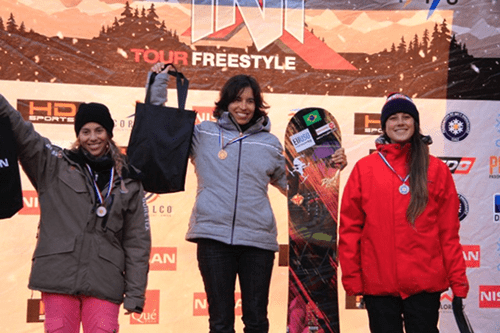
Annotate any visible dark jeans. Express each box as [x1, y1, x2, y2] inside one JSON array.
[[363, 292, 441, 333], [197, 239, 275, 333]]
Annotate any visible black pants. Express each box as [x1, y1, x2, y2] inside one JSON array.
[[197, 239, 275, 333], [363, 292, 441, 333]]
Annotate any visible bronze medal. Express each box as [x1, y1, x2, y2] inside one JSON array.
[[218, 149, 227, 160]]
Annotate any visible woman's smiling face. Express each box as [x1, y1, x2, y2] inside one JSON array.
[[227, 86, 256, 126], [78, 122, 109, 157], [384, 112, 415, 144]]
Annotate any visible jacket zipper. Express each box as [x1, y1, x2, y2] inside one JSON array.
[[230, 137, 243, 244], [73, 161, 96, 293]]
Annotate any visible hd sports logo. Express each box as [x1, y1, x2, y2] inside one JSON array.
[[441, 112, 471, 142], [17, 99, 81, 124]]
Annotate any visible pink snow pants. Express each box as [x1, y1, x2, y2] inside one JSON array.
[[42, 292, 120, 333]]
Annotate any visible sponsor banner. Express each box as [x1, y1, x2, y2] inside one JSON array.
[[438, 157, 476, 174], [479, 286, 500, 308], [354, 113, 382, 135], [149, 247, 177, 271], [17, 100, 80, 124], [1, 0, 500, 332], [440, 292, 454, 313], [193, 106, 216, 125], [145, 192, 173, 218], [18, 191, 40, 215], [193, 292, 242, 316], [494, 194, 500, 223], [458, 193, 469, 222], [130, 290, 160, 325], [441, 112, 471, 142], [462, 245, 480, 268], [489, 156, 500, 179]]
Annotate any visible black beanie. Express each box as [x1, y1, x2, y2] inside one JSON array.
[[380, 93, 419, 130], [75, 102, 114, 137]]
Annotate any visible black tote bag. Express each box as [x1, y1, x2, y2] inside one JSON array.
[[0, 115, 23, 218], [127, 65, 196, 193]]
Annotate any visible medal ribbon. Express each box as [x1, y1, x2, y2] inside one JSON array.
[[86, 164, 114, 206], [378, 152, 409, 185], [219, 128, 250, 151]]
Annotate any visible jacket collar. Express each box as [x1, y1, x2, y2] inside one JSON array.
[[375, 135, 411, 161]]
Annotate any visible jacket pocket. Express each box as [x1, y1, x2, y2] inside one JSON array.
[[33, 235, 76, 258], [99, 241, 125, 272], [58, 166, 87, 193]]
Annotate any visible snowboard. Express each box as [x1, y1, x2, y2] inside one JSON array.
[[285, 107, 341, 333]]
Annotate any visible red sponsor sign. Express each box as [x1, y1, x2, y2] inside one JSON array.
[[18, 191, 40, 215], [438, 157, 476, 174], [479, 286, 500, 308], [130, 290, 160, 324], [193, 292, 242, 316], [149, 247, 177, 271], [193, 106, 216, 125], [462, 245, 480, 268]]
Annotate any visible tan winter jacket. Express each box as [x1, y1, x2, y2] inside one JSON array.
[[0, 94, 151, 312]]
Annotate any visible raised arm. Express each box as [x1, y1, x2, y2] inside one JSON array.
[[146, 63, 172, 106]]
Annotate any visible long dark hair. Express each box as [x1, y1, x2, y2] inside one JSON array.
[[406, 123, 430, 224], [213, 74, 269, 119]]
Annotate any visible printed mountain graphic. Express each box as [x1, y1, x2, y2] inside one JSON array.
[[467, 19, 500, 40], [0, 3, 498, 100]]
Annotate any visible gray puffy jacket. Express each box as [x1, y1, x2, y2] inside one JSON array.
[[185, 114, 287, 251]]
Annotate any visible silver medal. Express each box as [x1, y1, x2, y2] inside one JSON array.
[[96, 205, 107, 217], [399, 184, 410, 195]]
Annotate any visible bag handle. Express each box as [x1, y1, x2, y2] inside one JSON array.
[[145, 63, 189, 110]]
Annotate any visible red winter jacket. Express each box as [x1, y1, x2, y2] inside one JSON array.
[[339, 141, 469, 299]]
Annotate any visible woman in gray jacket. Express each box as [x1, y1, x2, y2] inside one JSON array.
[[0, 95, 151, 333], [150, 64, 346, 333]]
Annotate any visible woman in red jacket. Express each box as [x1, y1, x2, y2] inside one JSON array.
[[339, 93, 469, 333]]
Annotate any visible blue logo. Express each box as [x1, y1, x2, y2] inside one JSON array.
[[441, 112, 470, 142], [427, 0, 441, 19], [458, 193, 469, 221], [495, 194, 500, 223]]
